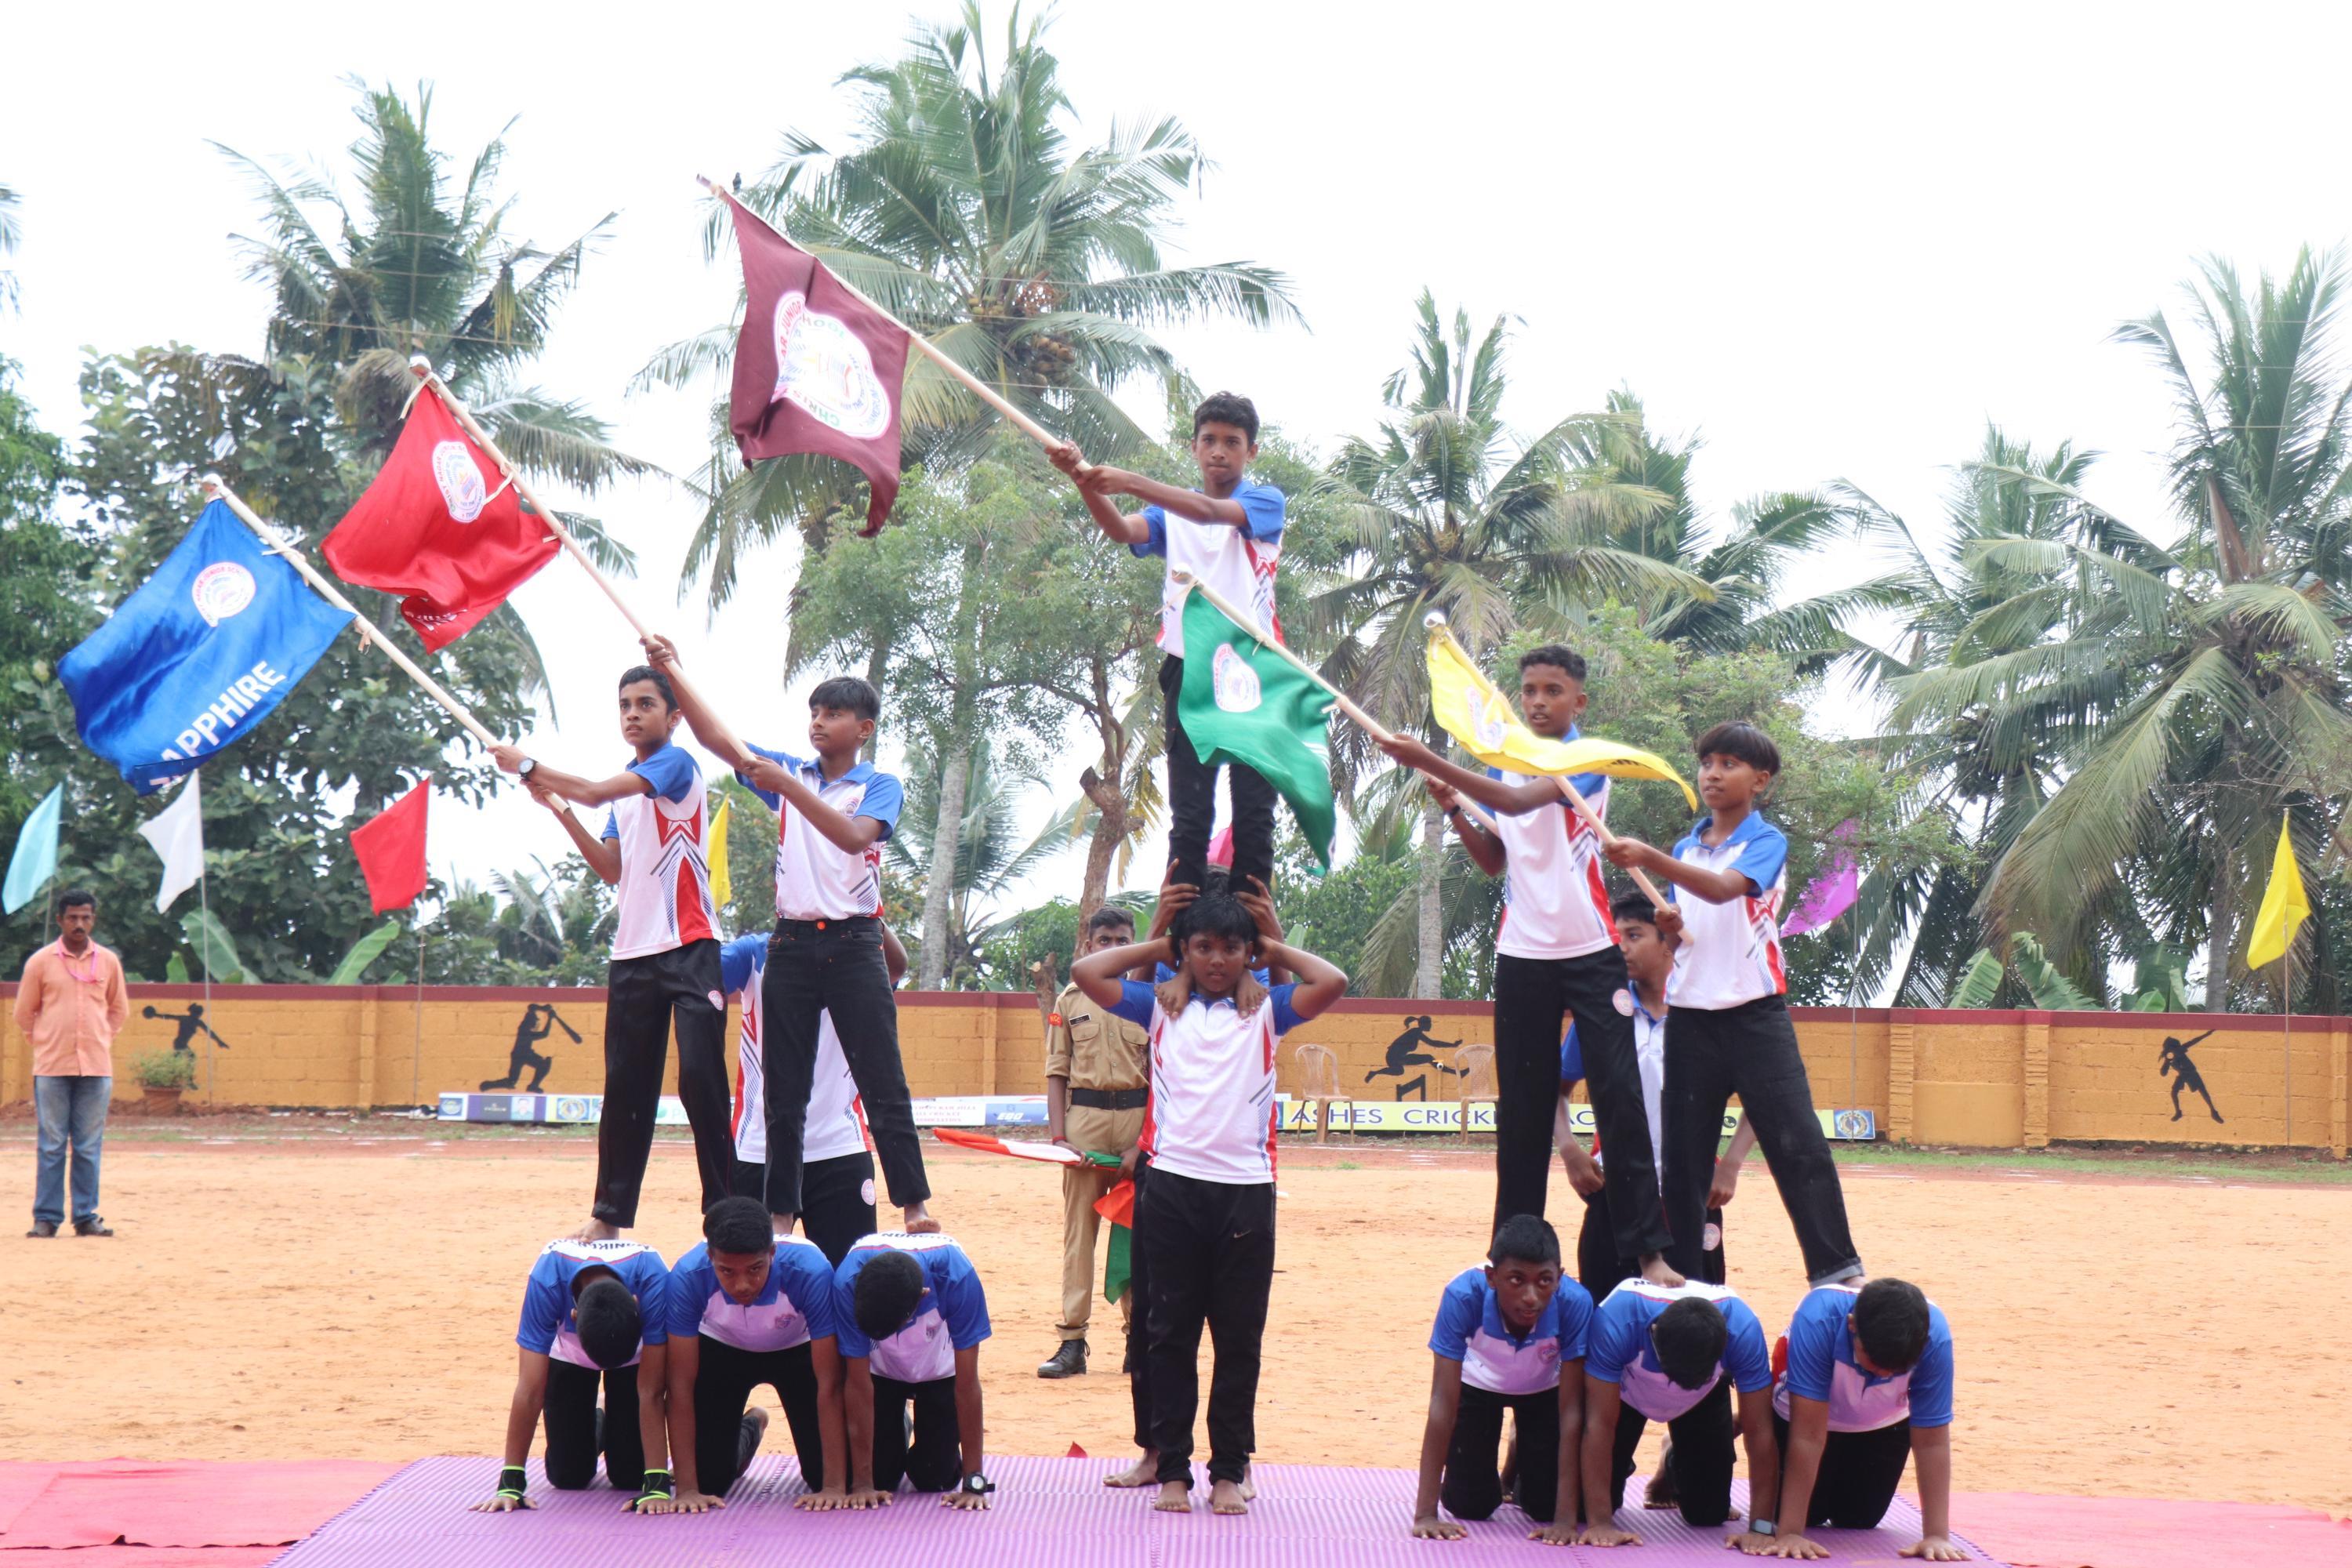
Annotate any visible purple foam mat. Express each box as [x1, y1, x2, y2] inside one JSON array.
[[267, 1455, 2007, 1566]]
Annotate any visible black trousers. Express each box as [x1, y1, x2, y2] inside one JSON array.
[[693, 1337, 825, 1497], [543, 1359, 644, 1491], [1608, 1378, 1735, 1527], [1443, 1383, 1562, 1523], [1494, 950, 1670, 1258], [1141, 1167, 1275, 1487], [1771, 1414, 1914, 1529], [760, 919, 928, 1217], [735, 1151, 877, 1268], [1125, 1156, 1156, 1451], [1661, 997, 1860, 1285], [870, 1374, 961, 1493], [1577, 1189, 1726, 1301], [593, 939, 733, 1227], [1160, 654, 1276, 894]]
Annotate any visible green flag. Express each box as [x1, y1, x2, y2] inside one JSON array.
[[1178, 588, 1337, 867]]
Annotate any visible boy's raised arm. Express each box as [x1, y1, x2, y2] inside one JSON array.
[[1049, 444, 1152, 544], [1264, 939, 1347, 1021], [1376, 735, 1587, 818], [1072, 938, 1164, 1011], [640, 636, 755, 772], [489, 744, 652, 809]]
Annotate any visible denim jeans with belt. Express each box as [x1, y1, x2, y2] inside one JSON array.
[[33, 1074, 110, 1225]]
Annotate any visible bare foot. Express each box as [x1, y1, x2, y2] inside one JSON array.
[[770, 1211, 797, 1239], [1154, 1480, 1191, 1513], [1105, 1454, 1160, 1488], [1642, 1442, 1676, 1508], [1209, 1478, 1249, 1515], [568, 1216, 620, 1243], [902, 1202, 942, 1235], [1239, 1463, 1256, 1502], [1638, 1252, 1684, 1288]]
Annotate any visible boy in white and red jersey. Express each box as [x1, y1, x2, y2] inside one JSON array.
[[1378, 646, 1678, 1284], [1052, 391, 1287, 897], [1071, 893, 1348, 1517], [720, 924, 908, 1266], [1602, 720, 1862, 1289], [492, 666, 732, 1240]]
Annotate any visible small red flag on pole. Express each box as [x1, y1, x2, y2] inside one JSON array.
[[351, 779, 431, 914]]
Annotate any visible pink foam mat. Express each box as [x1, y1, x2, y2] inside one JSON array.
[[0, 1459, 397, 1549], [263, 1454, 2007, 1566]]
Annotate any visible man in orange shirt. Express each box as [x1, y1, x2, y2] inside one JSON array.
[[16, 890, 129, 1238]]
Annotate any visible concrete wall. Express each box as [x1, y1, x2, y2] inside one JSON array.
[[4, 983, 2344, 1156]]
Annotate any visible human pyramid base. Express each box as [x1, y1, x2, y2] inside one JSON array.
[[470, 394, 1964, 1559]]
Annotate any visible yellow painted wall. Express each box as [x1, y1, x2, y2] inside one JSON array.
[[2, 985, 2343, 1157]]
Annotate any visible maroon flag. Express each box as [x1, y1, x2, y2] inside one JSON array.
[[720, 191, 909, 533], [350, 779, 430, 914], [322, 386, 557, 648]]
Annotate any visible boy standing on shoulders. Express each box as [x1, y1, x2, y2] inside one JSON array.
[[639, 636, 936, 1244], [1765, 1278, 1962, 1561], [1378, 647, 1678, 1285], [492, 667, 733, 1240], [1040, 904, 1152, 1381], [1600, 721, 1862, 1289], [833, 1232, 995, 1508], [1071, 894, 1349, 1517], [1410, 1215, 1592, 1544], [1052, 392, 1287, 895]]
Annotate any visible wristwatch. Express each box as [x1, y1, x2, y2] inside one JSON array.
[[960, 1472, 995, 1496], [516, 757, 538, 779], [1748, 1518, 1777, 1537]]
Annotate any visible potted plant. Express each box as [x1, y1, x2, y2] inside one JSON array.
[[135, 1050, 199, 1113]]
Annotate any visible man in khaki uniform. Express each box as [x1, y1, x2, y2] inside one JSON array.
[[1037, 905, 1152, 1379]]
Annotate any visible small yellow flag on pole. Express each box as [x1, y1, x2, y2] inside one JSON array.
[[1425, 620, 1697, 809], [2245, 816, 2309, 970], [708, 791, 733, 909]]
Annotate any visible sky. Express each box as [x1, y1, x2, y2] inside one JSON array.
[[6, 0, 2347, 935]]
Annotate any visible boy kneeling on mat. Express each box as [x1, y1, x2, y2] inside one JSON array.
[[474, 1237, 673, 1512], [652, 1197, 850, 1515], [1411, 1214, 1592, 1544], [1764, 1278, 1962, 1562], [833, 1232, 995, 1508]]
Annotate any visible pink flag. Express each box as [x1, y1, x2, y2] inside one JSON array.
[[1780, 819, 1858, 938]]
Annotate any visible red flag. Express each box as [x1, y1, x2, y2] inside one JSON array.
[[322, 385, 557, 648], [351, 779, 430, 914], [719, 191, 909, 533]]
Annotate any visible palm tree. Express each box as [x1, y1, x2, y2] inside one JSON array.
[[1893, 250, 2352, 1008], [0, 181, 20, 313], [643, 2, 1301, 608], [1305, 292, 1711, 995]]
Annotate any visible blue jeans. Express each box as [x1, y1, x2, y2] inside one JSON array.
[[34, 1075, 110, 1225]]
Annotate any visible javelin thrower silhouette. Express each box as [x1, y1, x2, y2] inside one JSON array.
[[2157, 1029, 2223, 1123]]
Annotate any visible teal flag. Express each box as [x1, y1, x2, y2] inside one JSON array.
[[1177, 589, 1337, 868], [3, 784, 63, 915]]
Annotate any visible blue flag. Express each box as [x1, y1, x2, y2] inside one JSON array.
[[60, 500, 353, 793], [2, 784, 62, 915]]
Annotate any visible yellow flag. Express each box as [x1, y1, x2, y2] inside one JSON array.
[[2245, 816, 2310, 970], [1425, 623, 1697, 809], [707, 792, 733, 909]]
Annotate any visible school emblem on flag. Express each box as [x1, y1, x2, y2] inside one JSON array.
[[191, 562, 256, 626], [775, 293, 893, 438], [1213, 642, 1263, 713], [430, 441, 488, 522]]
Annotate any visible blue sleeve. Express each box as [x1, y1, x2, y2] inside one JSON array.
[[600, 809, 618, 841], [857, 771, 904, 840], [666, 1258, 708, 1341], [719, 936, 761, 1000], [630, 744, 697, 804], [1560, 1024, 1583, 1086], [735, 741, 792, 811], [631, 1254, 668, 1346], [1427, 1277, 1475, 1362], [831, 1259, 871, 1360], [1735, 823, 1791, 898], [1268, 982, 1305, 1036], [1238, 481, 1285, 542], [516, 1258, 564, 1353], [1555, 1283, 1595, 1363], [1152, 960, 1177, 983], [1108, 979, 1157, 1028], [1909, 1316, 1955, 1427], [938, 1250, 992, 1348], [1584, 1301, 1632, 1385], [1724, 1303, 1772, 1393], [1781, 1296, 1841, 1404], [1128, 508, 1168, 559], [788, 1247, 840, 1342], [1567, 770, 1607, 802]]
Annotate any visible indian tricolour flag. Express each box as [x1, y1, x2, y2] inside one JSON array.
[[1176, 586, 1338, 869]]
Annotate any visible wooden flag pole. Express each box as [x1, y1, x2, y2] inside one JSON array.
[[202, 474, 501, 750], [699, 176, 1063, 454], [403, 358, 654, 641]]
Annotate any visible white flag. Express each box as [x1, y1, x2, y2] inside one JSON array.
[[139, 770, 205, 913]]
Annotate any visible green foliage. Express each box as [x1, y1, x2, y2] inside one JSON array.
[[967, 891, 1154, 993], [180, 907, 245, 984], [1949, 931, 2102, 1010], [134, 1050, 201, 1090], [328, 920, 401, 984], [712, 778, 779, 941]]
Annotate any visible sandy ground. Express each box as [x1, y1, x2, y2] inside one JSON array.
[[2, 1124, 2344, 1519]]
